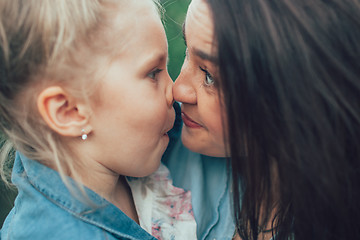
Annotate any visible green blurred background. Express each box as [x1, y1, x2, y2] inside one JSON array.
[[162, 0, 191, 80], [0, 134, 17, 227], [0, 0, 190, 227]]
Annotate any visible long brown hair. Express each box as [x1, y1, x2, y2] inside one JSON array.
[[207, 0, 360, 239]]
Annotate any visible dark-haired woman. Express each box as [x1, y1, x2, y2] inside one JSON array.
[[171, 0, 360, 239]]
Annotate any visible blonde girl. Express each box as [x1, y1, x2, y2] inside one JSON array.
[[0, 0, 196, 239]]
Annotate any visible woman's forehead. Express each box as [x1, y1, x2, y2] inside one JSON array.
[[185, 0, 215, 54]]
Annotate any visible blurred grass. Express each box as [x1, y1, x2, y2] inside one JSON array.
[[0, 0, 191, 227], [0, 181, 16, 228], [0, 133, 17, 228], [162, 0, 191, 80]]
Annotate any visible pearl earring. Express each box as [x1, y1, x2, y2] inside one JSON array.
[[81, 129, 88, 140]]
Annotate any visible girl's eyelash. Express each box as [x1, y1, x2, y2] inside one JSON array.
[[147, 68, 163, 80], [199, 66, 215, 87]]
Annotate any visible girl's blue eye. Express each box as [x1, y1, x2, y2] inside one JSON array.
[[199, 67, 215, 86], [147, 68, 163, 80]]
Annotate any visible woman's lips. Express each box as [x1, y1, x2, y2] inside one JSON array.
[[181, 112, 202, 129]]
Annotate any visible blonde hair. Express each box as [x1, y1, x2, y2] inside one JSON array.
[[0, 0, 163, 190]]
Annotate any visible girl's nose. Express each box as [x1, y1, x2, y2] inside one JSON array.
[[165, 74, 175, 108]]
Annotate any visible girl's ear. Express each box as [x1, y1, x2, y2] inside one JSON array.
[[37, 86, 92, 137]]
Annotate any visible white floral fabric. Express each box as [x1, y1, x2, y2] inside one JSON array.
[[127, 163, 197, 240]]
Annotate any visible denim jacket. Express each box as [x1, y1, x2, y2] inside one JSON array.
[[1, 102, 235, 240], [162, 102, 236, 240], [1, 152, 156, 240]]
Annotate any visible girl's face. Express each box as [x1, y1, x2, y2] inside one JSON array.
[[173, 0, 228, 157], [87, 1, 175, 177]]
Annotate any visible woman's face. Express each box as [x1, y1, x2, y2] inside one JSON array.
[[87, 1, 175, 177], [173, 0, 228, 157]]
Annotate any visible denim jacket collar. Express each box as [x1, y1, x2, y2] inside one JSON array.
[[14, 152, 155, 240]]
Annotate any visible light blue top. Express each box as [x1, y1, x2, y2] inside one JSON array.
[[0, 152, 156, 240], [162, 102, 236, 240]]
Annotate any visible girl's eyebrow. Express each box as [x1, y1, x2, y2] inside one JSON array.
[[140, 51, 167, 71]]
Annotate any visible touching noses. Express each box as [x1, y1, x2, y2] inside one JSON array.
[[173, 65, 197, 105], [165, 74, 175, 108]]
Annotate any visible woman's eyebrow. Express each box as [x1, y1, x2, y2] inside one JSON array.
[[182, 20, 218, 63], [193, 48, 218, 63], [182, 22, 187, 46]]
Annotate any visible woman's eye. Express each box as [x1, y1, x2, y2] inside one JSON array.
[[199, 67, 215, 86], [147, 68, 163, 80]]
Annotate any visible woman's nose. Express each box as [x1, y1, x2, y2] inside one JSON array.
[[173, 66, 197, 105]]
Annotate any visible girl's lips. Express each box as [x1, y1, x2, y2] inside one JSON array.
[[181, 112, 202, 128]]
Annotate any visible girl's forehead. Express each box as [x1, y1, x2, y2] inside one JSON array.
[[95, 0, 163, 57], [110, 0, 159, 23]]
